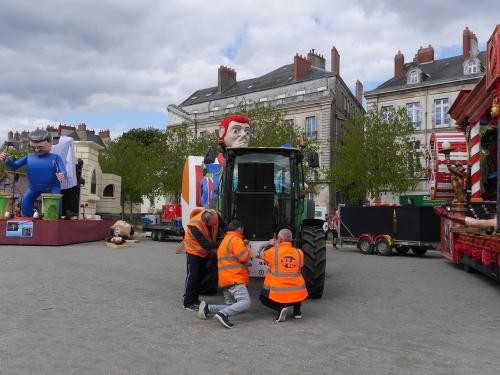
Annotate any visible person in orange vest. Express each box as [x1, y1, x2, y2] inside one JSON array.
[[258, 228, 308, 322], [183, 208, 222, 311], [198, 219, 251, 328]]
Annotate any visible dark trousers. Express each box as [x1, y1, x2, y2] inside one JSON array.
[[61, 186, 79, 215], [183, 253, 207, 307], [259, 294, 301, 315]]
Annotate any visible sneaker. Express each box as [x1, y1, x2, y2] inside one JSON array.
[[215, 312, 233, 329], [276, 307, 288, 322], [293, 306, 302, 319], [198, 301, 210, 320], [183, 304, 199, 312], [293, 313, 303, 319]]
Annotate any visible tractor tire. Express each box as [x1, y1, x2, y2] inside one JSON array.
[[412, 247, 428, 257], [301, 226, 326, 299], [375, 238, 392, 256], [151, 230, 159, 241], [396, 246, 409, 256], [358, 237, 374, 255], [158, 230, 167, 242], [199, 255, 218, 295]]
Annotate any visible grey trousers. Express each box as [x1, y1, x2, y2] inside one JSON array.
[[208, 283, 251, 318]]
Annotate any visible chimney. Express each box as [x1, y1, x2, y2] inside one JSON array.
[[78, 123, 87, 131], [395, 50, 404, 78], [331, 46, 340, 75], [415, 45, 434, 64], [307, 49, 326, 69], [355, 80, 363, 103], [14, 131, 20, 141], [217, 65, 236, 93], [293, 53, 312, 80], [7, 130, 13, 140], [99, 129, 110, 140], [463, 26, 479, 60]]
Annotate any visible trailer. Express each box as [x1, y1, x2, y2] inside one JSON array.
[[437, 24, 500, 281], [142, 204, 184, 241], [338, 205, 441, 256]]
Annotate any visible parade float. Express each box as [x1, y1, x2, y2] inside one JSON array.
[[434, 24, 500, 280], [0, 127, 117, 246]]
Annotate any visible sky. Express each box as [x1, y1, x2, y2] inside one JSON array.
[[0, 0, 498, 142]]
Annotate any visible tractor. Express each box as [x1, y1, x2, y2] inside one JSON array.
[[200, 146, 326, 298]]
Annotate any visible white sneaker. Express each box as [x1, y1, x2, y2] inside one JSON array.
[[276, 307, 288, 322]]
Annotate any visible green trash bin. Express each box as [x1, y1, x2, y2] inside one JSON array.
[[0, 192, 12, 218], [41, 193, 63, 220]]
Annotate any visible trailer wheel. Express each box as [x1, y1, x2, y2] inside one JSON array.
[[151, 230, 159, 241], [200, 255, 218, 295], [412, 247, 427, 257], [301, 226, 326, 299], [396, 246, 409, 255], [375, 238, 392, 256], [358, 237, 374, 255], [158, 230, 167, 242]]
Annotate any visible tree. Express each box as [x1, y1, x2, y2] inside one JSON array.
[[326, 106, 425, 204]]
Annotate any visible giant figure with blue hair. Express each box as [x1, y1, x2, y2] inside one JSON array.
[[0, 129, 66, 217]]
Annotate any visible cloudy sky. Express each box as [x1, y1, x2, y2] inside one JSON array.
[[0, 0, 498, 140]]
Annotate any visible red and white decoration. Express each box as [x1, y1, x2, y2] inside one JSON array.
[[429, 132, 468, 200], [469, 121, 481, 199]]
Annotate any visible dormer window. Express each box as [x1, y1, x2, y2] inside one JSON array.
[[466, 60, 478, 74], [408, 70, 419, 84]]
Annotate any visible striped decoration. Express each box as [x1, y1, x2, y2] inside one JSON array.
[[429, 132, 468, 200], [469, 122, 481, 200]]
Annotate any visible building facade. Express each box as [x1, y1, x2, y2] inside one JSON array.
[[167, 47, 363, 212], [364, 27, 486, 200]]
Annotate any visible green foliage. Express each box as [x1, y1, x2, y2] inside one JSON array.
[[0, 148, 29, 175], [326, 106, 425, 204]]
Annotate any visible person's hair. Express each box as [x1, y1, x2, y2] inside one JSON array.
[[228, 219, 244, 231], [218, 114, 250, 145], [201, 211, 215, 224], [29, 129, 52, 143], [278, 228, 292, 241]]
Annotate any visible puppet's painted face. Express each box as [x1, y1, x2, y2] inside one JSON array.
[[221, 121, 251, 148], [30, 140, 52, 156]]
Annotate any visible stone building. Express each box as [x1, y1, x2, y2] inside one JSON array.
[[364, 27, 486, 200], [167, 46, 363, 212]]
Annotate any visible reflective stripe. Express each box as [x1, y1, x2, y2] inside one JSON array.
[[236, 247, 249, 259], [190, 219, 208, 238], [265, 284, 306, 292], [184, 240, 208, 254], [268, 271, 302, 277], [218, 256, 239, 262], [218, 264, 248, 271], [225, 237, 235, 257]]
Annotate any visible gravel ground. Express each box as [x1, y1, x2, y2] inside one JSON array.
[[0, 239, 499, 375]]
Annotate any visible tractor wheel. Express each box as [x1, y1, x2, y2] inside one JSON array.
[[200, 255, 218, 295], [375, 237, 392, 256], [301, 226, 326, 299], [358, 237, 374, 255], [412, 247, 428, 257], [151, 230, 159, 241], [396, 246, 409, 256], [158, 230, 167, 242]]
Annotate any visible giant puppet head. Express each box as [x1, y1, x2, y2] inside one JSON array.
[[29, 129, 53, 156], [218, 115, 251, 148]]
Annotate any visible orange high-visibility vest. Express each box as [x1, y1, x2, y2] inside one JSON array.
[[261, 242, 308, 303], [217, 231, 250, 288], [184, 209, 219, 258]]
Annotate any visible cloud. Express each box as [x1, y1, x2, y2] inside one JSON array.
[[0, 0, 498, 132]]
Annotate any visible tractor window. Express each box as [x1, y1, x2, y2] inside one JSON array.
[[233, 153, 291, 193]]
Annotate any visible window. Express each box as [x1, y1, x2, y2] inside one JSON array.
[[435, 98, 449, 127], [285, 119, 294, 127], [381, 105, 394, 123], [199, 131, 208, 137], [90, 170, 97, 194], [296, 90, 306, 95], [408, 70, 419, 84], [103, 184, 114, 197], [466, 60, 478, 74], [406, 102, 421, 129], [305, 116, 317, 139]]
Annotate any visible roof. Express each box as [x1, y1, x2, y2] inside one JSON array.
[[180, 64, 335, 106], [65, 131, 106, 148], [365, 52, 486, 96]]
